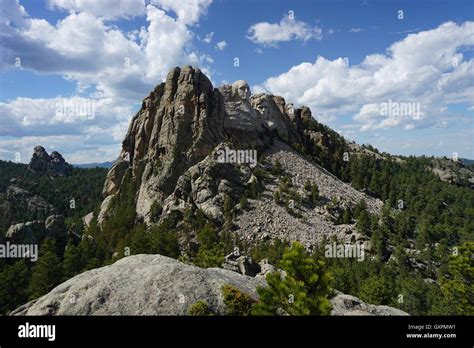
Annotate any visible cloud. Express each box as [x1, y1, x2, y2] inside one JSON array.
[[0, 96, 134, 137], [349, 27, 364, 33], [150, 0, 213, 25], [143, 5, 194, 82], [0, 0, 215, 100], [47, 0, 147, 20], [258, 21, 474, 131], [215, 40, 227, 51], [0, 96, 133, 163], [202, 31, 214, 43], [0, 0, 215, 162], [0, 135, 124, 164], [247, 14, 322, 46]]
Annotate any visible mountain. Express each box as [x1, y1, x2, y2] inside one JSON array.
[[2, 66, 473, 316], [73, 161, 115, 169], [82, 65, 471, 315], [98, 65, 381, 250]]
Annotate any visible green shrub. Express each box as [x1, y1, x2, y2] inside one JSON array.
[[149, 201, 163, 223], [252, 242, 332, 316], [222, 285, 256, 316], [188, 300, 215, 316]]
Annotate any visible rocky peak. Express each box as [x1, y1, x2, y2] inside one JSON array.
[[28, 146, 72, 177], [28, 146, 51, 172], [100, 65, 304, 224]]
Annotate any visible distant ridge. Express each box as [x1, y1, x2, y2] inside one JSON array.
[[73, 161, 115, 169]]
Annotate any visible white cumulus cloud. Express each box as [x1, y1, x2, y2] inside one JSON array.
[[247, 14, 322, 46], [258, 21, 474, 131], [150, 0, 213, 25], [0, 0, 215, 162], [47, 0, 147, 20], [215, 40, 227, 51]]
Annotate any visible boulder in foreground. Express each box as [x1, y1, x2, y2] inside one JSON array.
[[11, 254, 408, 316]]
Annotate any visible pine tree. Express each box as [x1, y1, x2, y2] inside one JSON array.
[[194, 224, 224, 268], [0, 260, 30, 314], [342, 209, 352, 224], [28, 239, 64, 300], [62, 243, 83, 280], [356, 209, 370, 236], [359, 275, 393, 305], [273, 189, 281, 204], [273, 159, 282, 176], [437, 242, 474, 315], [252, 242, 333, 315], [239, 194, 248, 210], [223, 195, 233, 221]]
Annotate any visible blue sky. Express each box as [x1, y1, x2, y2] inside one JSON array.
[[0, 0, 473, 164]]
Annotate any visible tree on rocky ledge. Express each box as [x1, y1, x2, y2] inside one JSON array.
[[252, 242, 333, 316]]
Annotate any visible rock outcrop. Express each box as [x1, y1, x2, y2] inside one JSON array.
[[99, 66, 308, 224], [2, 185, 57, 221], [11, 254, 408, 316], [28, 146, 72, 177], [5, 215, 67, 244], [429, 157, 474, 188], [98, 65, 379, 240], [330, 292, 409, 316]]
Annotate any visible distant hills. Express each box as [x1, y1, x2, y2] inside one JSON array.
[[73, 161, 115, 169]]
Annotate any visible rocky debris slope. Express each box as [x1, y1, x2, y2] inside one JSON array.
[[11, 254, 407, 316], [267, 141, 382, 213], [233, 141, 381, 249], [28, 146, 72, 177]]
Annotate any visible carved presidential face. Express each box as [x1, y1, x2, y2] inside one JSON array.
[[255, 98, 269, 115], [232, 80, 251, 100]]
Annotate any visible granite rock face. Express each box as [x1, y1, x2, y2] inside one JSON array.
[[99, 65, 299, 225], [98, 65, 382, 255], [3, 186, 57, 221]]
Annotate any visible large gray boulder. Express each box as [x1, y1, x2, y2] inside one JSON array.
[[11, 254, 264, 316], [44, 215, 67, 240], [11, 254, 408, 316]]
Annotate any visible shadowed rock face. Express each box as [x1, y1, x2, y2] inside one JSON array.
[[28, 146, 72, 177], [5, 215, 67, 245], [99, 65, 303, 225], [4, 185, 57, 220]]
